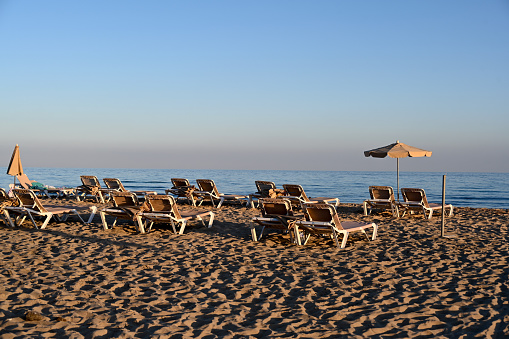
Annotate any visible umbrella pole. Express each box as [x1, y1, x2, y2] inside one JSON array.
[[397, 158, 400, 201], [441, 174, 446, 237]]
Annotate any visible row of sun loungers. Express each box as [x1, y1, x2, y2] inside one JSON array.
[[1, 188, 85, 229], [250, 198, 378, 249], [89, 191, 214, 234], [1, 177, 454, 249], [363, 185, 453, 219]]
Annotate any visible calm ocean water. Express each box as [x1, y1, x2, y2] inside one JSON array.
[[1, 168, 508, 209]]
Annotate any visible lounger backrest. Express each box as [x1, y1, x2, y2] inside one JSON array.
[[401, 188, 428, 206], [369, 186, 394, 201], [255, 181, 276, 197], [16, 174, 32, 189], [259, 198, 293, 217], [81, 176, 101, 187], [12, 189, 46, 213], [111, 191, 139, 207], [103, 178, 126, 191], [282, 184, 309, 201], [146, 195, 181, 218], [303, 203, 344, 230], [171, 178, 190, 188], [196, 179, 220, 196]]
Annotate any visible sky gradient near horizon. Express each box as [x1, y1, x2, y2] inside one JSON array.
[[1, 1, 508, 172]]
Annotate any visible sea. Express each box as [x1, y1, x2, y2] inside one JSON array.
[[1, 168, 508, 209]]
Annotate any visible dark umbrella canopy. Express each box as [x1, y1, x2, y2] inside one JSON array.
[[364, 141, 432, 200], [7, 144, 23, 177]]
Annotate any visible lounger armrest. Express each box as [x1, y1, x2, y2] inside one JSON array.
[[366, 199, 392, 203], [297, 221, 331, 226], [399, 202, 423, 207], [141, 212, 173, 218]]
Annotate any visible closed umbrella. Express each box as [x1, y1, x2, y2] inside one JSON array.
[[364, 140, 432, 200], [7, 144, 24, 185]]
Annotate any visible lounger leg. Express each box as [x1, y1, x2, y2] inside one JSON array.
[[40, 214, 53, 229], [217, 197, 225, 209], [16, 213, 27, 228], [340, 232, 349, 249], [146, 221, 155, 233], [178, 220, 187, 235], [135, 215, 145, 234], [167, 220, 176, 234], [17, 215, 27, 227], [25, 212, 39, 229], [249, 197, 254, 209], [87, 206, 97, 224], [361, 229, 370, 241], [372, 224, 378, 240], [301, 232, 311, 245], [72, 211, 85, 224], [332, 231, 341, 248], [99, 211, 109, 230], [293, 225, 301, 245], [250, 221, 258, 241], [258, 226, 266, 241], [363, 202, 368, 216], [392, 204, 399, 218], [207, 212, 214, 228], [3, 210, 15, 228]]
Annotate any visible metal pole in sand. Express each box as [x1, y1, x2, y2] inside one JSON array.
[[397, 158, 400, 201], [441, 174, 446, 237]]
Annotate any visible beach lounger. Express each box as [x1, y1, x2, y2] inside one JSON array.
[[295, 203, 377, 249], [363, 186, 399, 217], [76, 175, 115, 203], [399, 188, 453, 219], [103, 178, 156, 201], [194, 179, 249, 208], [248, 181, 281, 208], [98, 191, 145, 233], [250, 198, 300, 243], [137, 195, 214, 234], [165, 178, 197, 206], [15, 174, 75, 199], [103, 178, 128, 192], [282, 184, 339, 208], [0, 188, 16, 226], [3, 189, 85, 229]]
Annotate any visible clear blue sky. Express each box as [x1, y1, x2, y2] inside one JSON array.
[[1, 1, 508, 172]]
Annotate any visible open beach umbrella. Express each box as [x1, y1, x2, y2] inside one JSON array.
[[364, 140, 432, 200], [7, 144, 24, 185]]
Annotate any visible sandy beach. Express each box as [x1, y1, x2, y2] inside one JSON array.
[[1, 197, 508, 338]]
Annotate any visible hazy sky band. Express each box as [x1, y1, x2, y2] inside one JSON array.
[[1, 1, 508, 172]]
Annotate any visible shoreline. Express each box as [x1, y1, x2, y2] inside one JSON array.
[[1, 198, 508, 337]]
